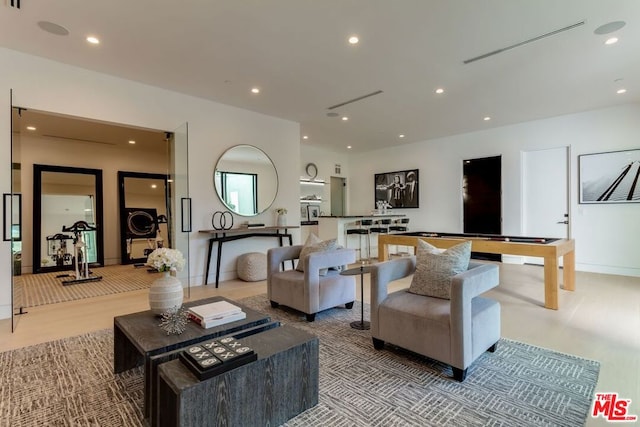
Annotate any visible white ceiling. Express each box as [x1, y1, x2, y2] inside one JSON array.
[[1, 1, 639, 153]]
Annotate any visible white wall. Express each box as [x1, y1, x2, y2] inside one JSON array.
[[345, 103, 640, 277], [0, 47, 300, 320]]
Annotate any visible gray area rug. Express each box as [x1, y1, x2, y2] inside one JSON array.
[[17, 264, 157, 308], [1, 295, 599, 426]]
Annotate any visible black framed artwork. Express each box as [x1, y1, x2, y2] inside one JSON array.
[[374, 169, 419, 209], [578, 149, 640, 204]]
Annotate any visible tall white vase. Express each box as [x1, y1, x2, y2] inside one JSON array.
[[277, 214, 287, 227], [148, 271, 183, 315]]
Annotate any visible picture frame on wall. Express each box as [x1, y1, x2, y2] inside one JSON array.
[[300, 204, 309, 221], [307, 205, 320, 221], [578, 148, 640, 204], [374, 169, 419, 209]]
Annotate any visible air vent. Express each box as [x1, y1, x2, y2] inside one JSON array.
[[463, 21, 585, 64], [42, 134, 117, 146], [327, 90, 383, 110], [9, 0, 21, 9]]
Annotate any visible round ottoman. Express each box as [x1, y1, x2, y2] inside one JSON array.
[[237, 252, 267, 282]]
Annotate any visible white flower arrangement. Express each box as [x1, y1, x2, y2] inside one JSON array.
[[146, 248, 186, 272], [275, 208, 288, 215]]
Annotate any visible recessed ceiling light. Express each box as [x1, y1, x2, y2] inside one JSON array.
[[617, 88, 627, 94], [399, 134, 405, 138], [347, 145, 352, 149], [348, 36, 359, 45], [86, 36, 100, 44], [483, 116, 491, 121], [341, 116, 349, 121], [37, 21, 69, 36], [605, 37, 619, 45], [167, 179, 174, 183], [26, 126, 36, 131], [151, 184, 157, 189], [128, 140, 136, 144], [435, 88, 445, 94], [302, 135, 309, 140], [251, 87, 260, 94]]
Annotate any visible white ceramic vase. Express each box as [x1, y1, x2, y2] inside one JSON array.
[[148, 271, 183, 315], [277, 213, 287, 227]]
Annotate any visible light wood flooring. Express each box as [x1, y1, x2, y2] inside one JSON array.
[[1, 262, 638, 427]]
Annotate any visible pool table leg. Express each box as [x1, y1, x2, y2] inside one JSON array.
[[544, 256, 559, 310], [379, 242, 389, 262]]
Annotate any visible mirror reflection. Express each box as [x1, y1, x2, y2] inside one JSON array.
[[34, 166, 104, 273], [118, 172, 170, 264], [214, 145, 278, 216]]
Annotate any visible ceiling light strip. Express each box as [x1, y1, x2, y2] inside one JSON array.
[[463, 21, 585, 64], [327, 90, 384, 110]]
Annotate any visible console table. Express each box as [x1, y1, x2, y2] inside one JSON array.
[[157, 325, 319, 427], [199, 226, 299, 287]]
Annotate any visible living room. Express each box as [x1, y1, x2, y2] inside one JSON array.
[[1, 2, 639, 426]]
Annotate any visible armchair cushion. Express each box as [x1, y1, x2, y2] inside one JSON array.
[[409, 240, 471, 299], [296, 233, 338, 275]]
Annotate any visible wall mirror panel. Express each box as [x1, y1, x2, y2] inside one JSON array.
[[33, 165, 104, 273], [214, 145, 278, 216], [118, 172, 170, 264]]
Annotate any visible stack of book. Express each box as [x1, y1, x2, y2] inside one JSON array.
[[187, 300, 246, 328]]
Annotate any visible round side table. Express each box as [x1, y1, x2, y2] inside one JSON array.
[[340, 265, 373, 330]]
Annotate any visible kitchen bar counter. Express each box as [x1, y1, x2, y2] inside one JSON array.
[[317, 214, 405, 247]]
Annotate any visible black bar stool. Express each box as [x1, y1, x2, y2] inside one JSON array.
[[346, 219, 372, 262], [389, 218, 411, 257], [369, 219, 390, 259]]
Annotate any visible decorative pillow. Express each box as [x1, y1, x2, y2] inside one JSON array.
[[296, 233, 338, 275], [408, 240, 471, 299]]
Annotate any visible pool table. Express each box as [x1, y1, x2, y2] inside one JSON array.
[[377, 232, 575, 310]]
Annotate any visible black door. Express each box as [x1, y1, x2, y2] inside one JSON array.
[[463, 156, 501, 260]]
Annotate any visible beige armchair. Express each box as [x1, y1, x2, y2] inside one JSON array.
[[267, 245, 357, 321], [370, 256, 500, 381]]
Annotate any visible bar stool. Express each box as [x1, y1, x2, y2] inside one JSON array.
[[346, 219, 372, 262], [389, 218, 411, 257], [369, 220, 390, 260]]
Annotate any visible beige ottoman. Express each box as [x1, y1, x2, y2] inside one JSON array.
[[237, 252, 268, 282]]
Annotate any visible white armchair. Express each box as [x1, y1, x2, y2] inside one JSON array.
[[267, 245, 356, 321]]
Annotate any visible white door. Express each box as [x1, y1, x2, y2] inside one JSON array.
[[522, 146, 569, 265]]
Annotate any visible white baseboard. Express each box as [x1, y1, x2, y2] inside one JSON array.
[[576, 263, 640, 277]]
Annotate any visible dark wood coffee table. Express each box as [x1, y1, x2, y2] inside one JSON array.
[[113, 296, 271, 421], [157, 324, 319, 427]]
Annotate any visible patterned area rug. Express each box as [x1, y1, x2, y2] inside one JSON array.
[[17, 264, 158, 308], [1, 295, 599, 426]]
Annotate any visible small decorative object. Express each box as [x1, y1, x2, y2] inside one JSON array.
[[306, 205, 320, 220], [147, 248, 186, 315], [159, 306, 189, 335], [211, 210, 234, 230], [275, 207, 287, 227]]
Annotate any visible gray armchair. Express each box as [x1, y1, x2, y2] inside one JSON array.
[[370, 256, 500, 381], [267, 245, 357, 321]]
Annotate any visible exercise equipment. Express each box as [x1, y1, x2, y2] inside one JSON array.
[[59, 220, 102, 285]]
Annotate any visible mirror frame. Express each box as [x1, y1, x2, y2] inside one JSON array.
[[33, 164, 105, 273], [117, 171, 171, 264], [214, 145, 278, 217]]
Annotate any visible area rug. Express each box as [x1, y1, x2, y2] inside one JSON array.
[[1, 296, 600, 426], [17, 264, 158, 308]]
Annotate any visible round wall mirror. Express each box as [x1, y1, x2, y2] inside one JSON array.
[[214, 145, 278, 216]]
